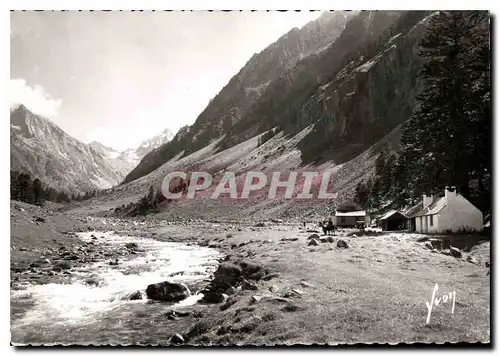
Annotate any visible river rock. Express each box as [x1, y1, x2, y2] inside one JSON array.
[[128, 291, 143, 300], [211, 264, 243, 291], [327, 236, 334, 243], [125, 242, 138, 250], [146, 281, 190, 302], [291, 288, 305, 296], [450, 246, 462, 258], [308, 239, 318, 246], [466, 255, 478, 264], [225, 286, 238, 295], [429, 239, 443, 250], [283, 303, 300, 312], [337, 239, 349, 248], [220, 297, 237, 311], [55, 261, 72, 270], [174, 310, 191, 317], [307, 234, 320, 240], [170, 333, 185, 344], [262, 272, 280, 281], [251, 295, 262, 303], [241, 279, 258, 291], [201, 291, 226, 304], [85, 278, 100, 287], [269, 285, 279, 293], [240, 261, 265, 280], [424, 242, 434, 250]]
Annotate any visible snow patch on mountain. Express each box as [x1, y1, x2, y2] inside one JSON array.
[[135, 129, 174, 158]]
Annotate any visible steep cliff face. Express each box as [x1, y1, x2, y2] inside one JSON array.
[[296, 11, 431, 164], [213, 11, 399, 148], [123, 11, 353, 184]]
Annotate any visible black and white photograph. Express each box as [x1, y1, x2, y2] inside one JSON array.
[[8, 8, 491, 346]]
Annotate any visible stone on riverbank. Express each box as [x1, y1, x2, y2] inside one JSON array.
[[201, 291, 226, 304], [170, 333, 185, 344], [308, 239, 318, 246], [337, 239, 349, 248], [241, 279, 258, 291], [450, 246, 462, 258], [55, 261, 72, 270], [211, 263, 243, 291]]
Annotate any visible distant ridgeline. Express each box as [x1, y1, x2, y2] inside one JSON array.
[[10, 169, 102, 206]]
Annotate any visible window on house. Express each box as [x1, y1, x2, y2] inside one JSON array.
[[430, 215, 433, 226]]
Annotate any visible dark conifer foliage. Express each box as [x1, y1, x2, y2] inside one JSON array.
[[355, 11, 491, 213], [397, 11, 490, 208], [10, 169, 101, 206]]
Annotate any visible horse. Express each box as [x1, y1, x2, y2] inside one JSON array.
[[320, 220, 336, 235]]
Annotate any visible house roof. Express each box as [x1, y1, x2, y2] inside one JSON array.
[[413, 196, 447, 217], [379, 210, 407, 220], [335, 210, 366, 217], [404, 201, 423, 218], [406, 191, 480, 218], [335, 202, 363, 212]]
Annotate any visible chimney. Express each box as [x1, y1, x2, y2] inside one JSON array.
[[423, 194, 433, 209], [445, 186, 457, 203]]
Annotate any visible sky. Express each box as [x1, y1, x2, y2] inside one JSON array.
[[10, 10, 321, 151]]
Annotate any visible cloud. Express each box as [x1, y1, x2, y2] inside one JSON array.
[[10, 79, 62, 118]]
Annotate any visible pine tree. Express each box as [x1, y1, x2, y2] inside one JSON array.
[[56, 191, 70, 203], [354, 181, 370, 208], [46, 187, 58, 201], [10, 170, 21, 200], [33, 178, 46, 206], [16, 172, 35, 204]]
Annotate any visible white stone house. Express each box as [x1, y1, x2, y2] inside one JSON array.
[[406, 187, 483, 233]]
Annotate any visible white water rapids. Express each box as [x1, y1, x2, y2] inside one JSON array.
[[10, 231, 221, 345]]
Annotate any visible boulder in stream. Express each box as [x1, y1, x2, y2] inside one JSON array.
[[146, 281, 190, 302]]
